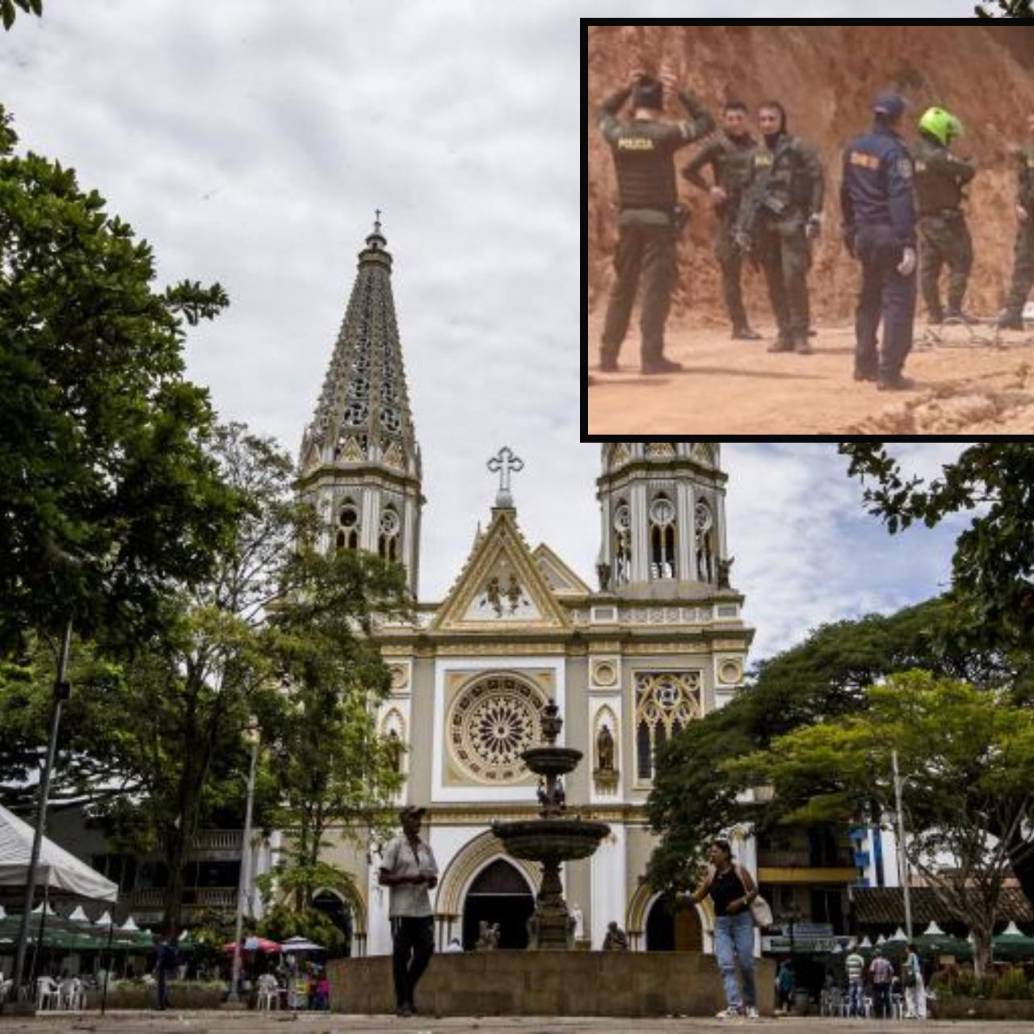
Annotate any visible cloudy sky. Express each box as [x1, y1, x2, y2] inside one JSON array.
[[3, 3, 976, 660]]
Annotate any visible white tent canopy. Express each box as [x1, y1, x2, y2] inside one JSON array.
[[280, 935, 325, 952], [0, 803, 116, 901]]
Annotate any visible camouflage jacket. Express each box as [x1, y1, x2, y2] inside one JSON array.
[[741, 133, 824, 224], [681, 130, 758, 206], [912, 134, 976, 216]]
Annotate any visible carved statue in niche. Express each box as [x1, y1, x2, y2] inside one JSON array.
[[602, 921, 629, 951], [483, 576, 503, 616], [597, 724, 615, 772], [386, 729, 403, 774], [475, 921, 500, 951], [596, 560, 611, 593], [695, 501, 714, 583], [504, 573, 526, 613]]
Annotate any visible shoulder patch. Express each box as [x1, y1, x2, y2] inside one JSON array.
[[897, 157, 913, 181]]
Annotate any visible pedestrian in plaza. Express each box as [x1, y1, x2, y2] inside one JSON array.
[[152, 932, 177, 1011], [683, 838, 760, 1020], [775, 957, 795, 1013], [903, 942, 927, 1020], [844, 943, 866, 1016], [869, 946, 894, 1018], [379, 805, 439, 1018]]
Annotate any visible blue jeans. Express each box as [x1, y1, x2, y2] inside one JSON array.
[[714, 910, 756, 1010], [848, 978, 864, 1016]]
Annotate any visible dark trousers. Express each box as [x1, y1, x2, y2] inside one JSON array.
[[391, 915, 434, 1010], [872, 983, 891, 1019], [600, 220, 677, 365], [918, 211, 972, 318], [155, 969, 169, 1010], [715, 209, 748, 331], [854, 223, 917, 379], [1004, 220, 1034, 318], [756, 217, 811, 341]]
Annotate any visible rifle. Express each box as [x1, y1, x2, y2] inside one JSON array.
[[733, 140, 792, 255]]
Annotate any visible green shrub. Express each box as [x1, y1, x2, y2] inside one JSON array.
[[990, 969, 1033, 1000]]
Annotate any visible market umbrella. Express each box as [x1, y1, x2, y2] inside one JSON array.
[[993, 921, 1034, 961], [222, 935, 280, 954], [280, 935, 325, 952]]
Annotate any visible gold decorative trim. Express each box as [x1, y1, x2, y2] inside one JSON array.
[[436, 829, 541, 915]]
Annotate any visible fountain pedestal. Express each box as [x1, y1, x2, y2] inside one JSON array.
[[491, 701, 610, 950]]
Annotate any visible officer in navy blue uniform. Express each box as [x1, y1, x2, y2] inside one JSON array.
[[840, 93, 918, 392]]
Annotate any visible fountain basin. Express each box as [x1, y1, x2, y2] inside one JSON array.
[[521, 746, 582, 777], [492, 818, 610, 862]]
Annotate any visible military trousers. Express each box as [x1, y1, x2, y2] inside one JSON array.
[[918, 210, 972, 319], [755, 216, 810, 341], [1003, 217, 1034, 319], [600, 218, 677, 365], [714, 206, 748, 331], [854, 224, 917, 379]]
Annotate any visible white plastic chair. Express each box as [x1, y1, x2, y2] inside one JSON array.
[[0, 978, 11, 1003], [60, 977, 83, 1011], [256, 973, 279, 1011], [36, 976, 60, 1010]]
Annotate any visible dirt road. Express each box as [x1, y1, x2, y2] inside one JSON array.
[[585, 315, 1034, 436]]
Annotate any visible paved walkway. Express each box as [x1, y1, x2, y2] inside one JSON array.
[[3, 1014, 1034, 1033]]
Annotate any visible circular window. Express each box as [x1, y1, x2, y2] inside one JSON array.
[[650, 497, 675, 526], [339, 505, 359, 528], [379, 509, 400, 537], [593, 661, 617, 687], [719, 660, 742, 685], [613, 503, 631, 533], [448, 675, 549, 783]]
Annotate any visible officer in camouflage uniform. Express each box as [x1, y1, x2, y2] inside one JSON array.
[[999, 112, 1034, 331], [735, 101, 824, 354], [596, 70, 715, 375], [681, 100, 761, 340], [913, 106, 976, 324]]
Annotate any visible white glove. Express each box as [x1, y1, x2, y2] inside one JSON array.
[[1019, 205, 1030, 224], [897, 246, 917, 277]]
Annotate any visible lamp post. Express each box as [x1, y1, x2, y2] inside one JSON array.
[[12, 617, 73, 999], [891, 750, 913, 939], [228, 722, 260, 1003]]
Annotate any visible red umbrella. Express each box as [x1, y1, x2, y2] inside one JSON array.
[[222, 935, 280, 954]]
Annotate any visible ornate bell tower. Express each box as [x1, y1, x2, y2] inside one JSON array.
[[595, 442, 733, 598], [297, 216, 423, 595]]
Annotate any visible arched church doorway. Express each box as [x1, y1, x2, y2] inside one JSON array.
[[312, 890, 353, 956], [645, 895, 703, 952], [461, 859, 535, 950]]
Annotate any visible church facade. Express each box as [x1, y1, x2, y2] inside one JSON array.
[[296, 223, 755, 957]]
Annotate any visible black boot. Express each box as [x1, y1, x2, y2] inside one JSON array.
[[877, 372, 917, 392], [731, 325, 762, 341], [794, 335, 813, 355], [768, 335, 794, 354], [997, 312, 1024, 331], [641, 356, 684, 375]]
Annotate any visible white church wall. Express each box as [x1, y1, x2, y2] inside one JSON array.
[[591, 823, 627, 950]]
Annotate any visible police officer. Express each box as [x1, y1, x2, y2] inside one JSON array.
[[596, 69, 715, 375], [681, 100, 761, 340], [840, 92, 918, 391], [913, 106, 976, 324], [735, 101, 824, 354], [998, 112, 1034, 331]]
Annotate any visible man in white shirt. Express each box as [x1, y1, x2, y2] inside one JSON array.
[[379, 805, 438, 1018], [844, 947, 865, 1016]]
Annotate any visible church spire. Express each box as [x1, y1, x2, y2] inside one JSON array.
[[298, 218, 424, 595]]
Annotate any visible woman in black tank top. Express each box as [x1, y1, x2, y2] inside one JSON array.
[[682, 838, 759, 1019]]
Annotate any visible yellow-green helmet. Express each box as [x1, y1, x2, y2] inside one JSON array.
[[918, 107, 963, 146]]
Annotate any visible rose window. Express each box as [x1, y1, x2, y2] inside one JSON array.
[[448, 675, 549, 783]]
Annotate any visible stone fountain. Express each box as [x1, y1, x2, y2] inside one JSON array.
[[491, 700, 610, 949]]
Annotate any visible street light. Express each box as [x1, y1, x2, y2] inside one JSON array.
[[228, 720, 260, 1003]]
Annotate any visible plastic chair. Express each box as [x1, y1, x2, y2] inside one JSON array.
[[60, 977, 83, 1011], [36, 976, 60, 1010], [0, 979, 11, 1004], [256, 974, 279, 1011]]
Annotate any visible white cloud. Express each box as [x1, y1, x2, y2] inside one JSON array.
[[2, 2, 975, 662]]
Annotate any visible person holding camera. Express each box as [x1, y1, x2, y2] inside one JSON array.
[[379, 805, 439, 1018]]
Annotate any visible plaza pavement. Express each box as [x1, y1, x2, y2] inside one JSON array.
[[3, 1014, 1034, 1033]]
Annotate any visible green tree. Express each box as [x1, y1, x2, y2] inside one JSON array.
[[726, 671, 1034, 976], [0, 425, 296, 932], [1, 0, 41, 31], [840, 441, 1034, 903], [257, 544, 411, 923], [645, 596, 1020, 891], [0, 105, 236, 655], [976, 0, 1032, 16]]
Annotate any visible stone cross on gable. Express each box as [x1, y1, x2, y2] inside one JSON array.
[[487, 446, 524, 508]]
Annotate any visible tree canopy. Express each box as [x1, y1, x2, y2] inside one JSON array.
[[0, 105, 237, 654], [727, 671, 1034, 975]]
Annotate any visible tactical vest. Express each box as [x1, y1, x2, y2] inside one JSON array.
[[713, 132, 757, 198], [752, 136, 814, 216], [913, 137, 969, 215], [611, 122, 678, 211]]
